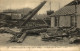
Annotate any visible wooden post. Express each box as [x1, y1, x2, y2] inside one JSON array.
[[75, 4, 77, 27], [57, 17, 59, 27], [51, 17, 55, 28], [74, 0, 79, 27]]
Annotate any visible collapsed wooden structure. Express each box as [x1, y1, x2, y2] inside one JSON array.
[[5, 1, 47, 43]]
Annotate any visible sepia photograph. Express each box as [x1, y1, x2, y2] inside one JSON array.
[[0, 0, 80, 50]]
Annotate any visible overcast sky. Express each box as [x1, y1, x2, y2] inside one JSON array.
[[0, 0, 73, 14]]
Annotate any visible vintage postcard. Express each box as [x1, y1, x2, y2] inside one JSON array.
[[0, 0, 80, 51]]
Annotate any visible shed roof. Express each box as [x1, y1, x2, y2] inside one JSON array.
[[51, 0, 80, 16]]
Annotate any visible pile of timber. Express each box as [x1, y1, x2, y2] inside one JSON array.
[[10, 28, 47, 43]]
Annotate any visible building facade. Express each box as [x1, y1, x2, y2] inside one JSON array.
[[51, 0, 80, 28]]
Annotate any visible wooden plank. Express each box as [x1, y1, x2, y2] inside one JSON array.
[[17, 33, 27, 43]]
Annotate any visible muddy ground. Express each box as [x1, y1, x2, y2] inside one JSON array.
[[0, 33, 80, 46]]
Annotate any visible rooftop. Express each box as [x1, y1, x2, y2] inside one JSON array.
[[51, 0, 80, 16]]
